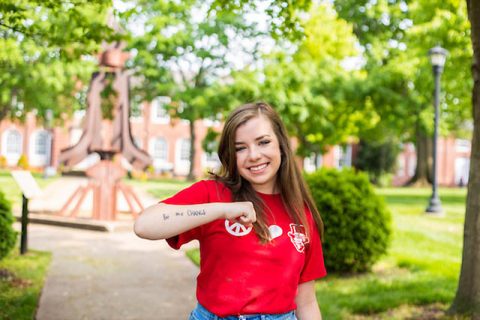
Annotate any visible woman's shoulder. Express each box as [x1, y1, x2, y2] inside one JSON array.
[[199, 179, 232, 201], [199, 178, 229, 191]]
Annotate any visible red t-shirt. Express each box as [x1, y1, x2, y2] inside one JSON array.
[[163, 180, 326, 317]]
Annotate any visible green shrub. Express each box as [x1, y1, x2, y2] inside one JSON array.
[[0, 191, 17, 260], [305, 168, 391, 273]]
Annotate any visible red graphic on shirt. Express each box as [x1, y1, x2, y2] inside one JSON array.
[[287, 224, 309, 253]]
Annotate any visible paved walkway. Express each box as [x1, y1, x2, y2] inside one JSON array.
[[29, 224, 198, 320], [21, 177, 199, 320]]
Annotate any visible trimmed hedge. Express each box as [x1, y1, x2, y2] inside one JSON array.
[[305, 168, 391, 273], [0, 190, 16, 260]]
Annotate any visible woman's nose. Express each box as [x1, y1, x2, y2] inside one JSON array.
[[248, 146, 261, 161]]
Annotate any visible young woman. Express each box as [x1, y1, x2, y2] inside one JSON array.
[[134, 102, 326, 320]]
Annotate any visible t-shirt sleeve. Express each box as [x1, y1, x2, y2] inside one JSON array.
[[162, 180, 210, 250], [299, 212, 327, 283]]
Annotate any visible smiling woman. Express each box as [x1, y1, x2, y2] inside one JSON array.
[[134, 102, 326, 320], [234, 116, 282, 194]]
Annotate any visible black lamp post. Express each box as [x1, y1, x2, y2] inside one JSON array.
[[425, 46, 448, 214]]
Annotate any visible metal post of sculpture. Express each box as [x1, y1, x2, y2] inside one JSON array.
[[58, 43, 152, 220]]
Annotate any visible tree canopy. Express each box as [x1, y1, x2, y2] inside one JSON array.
[[0, 0, 115, 123]]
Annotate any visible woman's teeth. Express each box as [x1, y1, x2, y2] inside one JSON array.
[[250, 163, 268, 172]]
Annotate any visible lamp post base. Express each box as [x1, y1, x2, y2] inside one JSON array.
[[425, 196, 444, 215]]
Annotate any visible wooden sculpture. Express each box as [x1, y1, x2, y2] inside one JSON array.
[[58, 43, 151, 221]]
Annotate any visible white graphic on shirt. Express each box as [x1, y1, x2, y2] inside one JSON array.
[[287, 224, 309, 253], [225, 220, 252, 236], [268, 225, 283, 240]]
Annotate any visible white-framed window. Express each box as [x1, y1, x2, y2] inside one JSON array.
[[455, 139, 471, 153], [304, 153, 323, 173], [1, 129, 22, 165], [151, 138, 168, 161], [180, 139, 191, 161], [407, 155, 416, 177], [396, 154, 405, 176], [7, 130, 21, 154], [202, 151, 221, 172], [455, 157, 470, 186], [334, 145, 352, 169], [151, 96, 171, 124], [29, 130, 50, 167], [149, 137, 173, 172], [174, 138, 191, 175], [34, 131, 48, 155]]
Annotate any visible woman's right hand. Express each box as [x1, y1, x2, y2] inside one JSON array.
[[224, 202, 257, 227]]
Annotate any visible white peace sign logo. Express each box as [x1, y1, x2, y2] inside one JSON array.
[[224, 220, 252, 236]]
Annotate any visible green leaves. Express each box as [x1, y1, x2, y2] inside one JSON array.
[[0, 0, 115, 122], [335, 0, 472, 141]]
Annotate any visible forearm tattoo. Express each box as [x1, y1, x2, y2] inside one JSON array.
[[162, 209, 206, 221]]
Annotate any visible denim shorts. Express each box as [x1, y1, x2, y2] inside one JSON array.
[[189, 304, 298, 320]]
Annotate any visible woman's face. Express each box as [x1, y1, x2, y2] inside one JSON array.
[[234, 115, 282, 194]]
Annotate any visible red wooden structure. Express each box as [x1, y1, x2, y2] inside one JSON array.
[[58, 43, 152, 221]]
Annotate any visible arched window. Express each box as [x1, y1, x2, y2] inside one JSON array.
[[2, 129, 22, 165], [150, 137, 172, 172], [152, 138, 168, 161], [151, 96, 171, 124], [174, 138, 191, 176], [34, 131, 48, 155], [179, 139, 191, 161], [6, 130, 21, 154], [29, 130, 50, 167]]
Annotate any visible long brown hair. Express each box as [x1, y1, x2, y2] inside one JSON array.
[[213, 102, 324, 243]]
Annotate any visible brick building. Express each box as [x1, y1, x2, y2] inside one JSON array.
[[0, 98, 471, 186]]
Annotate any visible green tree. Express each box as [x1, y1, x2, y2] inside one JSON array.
[[354, 138, 401, 185], [334, 0, 472, 186], [223, 3, 375, 159], [122, 0, 261, 180], [449, 0, 480, 316], [0, 0, 115, 122], [210, 0, 312, 39]]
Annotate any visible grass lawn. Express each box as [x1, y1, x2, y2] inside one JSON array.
[[123, 176, 192, 200], [0, 170, 58, 209], [316, 187, 466, 319], [0, 169, 56, 319], [0, 249, 52, 320]]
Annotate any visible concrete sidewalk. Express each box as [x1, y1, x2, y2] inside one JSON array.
[[17, 176, 199, 319], [27, 224, 198, 320]]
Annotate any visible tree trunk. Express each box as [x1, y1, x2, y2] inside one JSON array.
[[406, 123, 432, 186], [187, 118, 196, 181], [448, 0, 480, 316]]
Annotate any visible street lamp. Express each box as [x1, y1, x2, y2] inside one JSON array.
[[425, 45, 448, 214]]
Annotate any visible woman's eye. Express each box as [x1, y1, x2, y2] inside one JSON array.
[[259, 140, 271, 146], [235, 146, 246, 152]]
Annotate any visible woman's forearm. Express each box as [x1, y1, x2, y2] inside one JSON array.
[[134, 202, 255, 240], [295, 281, 322, 320]]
